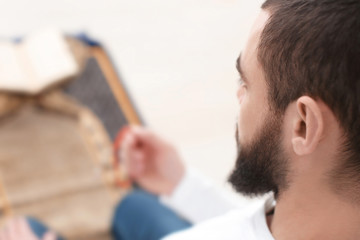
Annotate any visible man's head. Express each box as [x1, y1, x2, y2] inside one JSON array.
[[229, 0, 360, 202]]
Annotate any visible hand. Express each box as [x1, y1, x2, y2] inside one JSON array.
[[0, 217, 56, 240], [120, 126, 185, 195]]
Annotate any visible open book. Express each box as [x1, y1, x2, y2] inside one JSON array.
[[0, 32, 143, 239], [0, 28, 79, 94]]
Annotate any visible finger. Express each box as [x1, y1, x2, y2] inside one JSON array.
[[0, 230, 7, 240], [120, 133, 135, 154], [43, 232, 56, 240], [122, 132, 147, 163], [127, 151, 144, 176], [8, 218, 22, 239], [120, 128, 152, 180], [121, 132, 141, 158], [119, 132, 136, 168], [3, 218, 17, 240], [17, 217, 30, 234], [123, 130, 137, 146], [128, 151, 145, 178], [0, 218, 15, 239], [0, 226, 10, 240], [130, 126, 162, 147], [17, 217, 38, 240], [121, 134, 135, 166], [14, 217, 28, 233]]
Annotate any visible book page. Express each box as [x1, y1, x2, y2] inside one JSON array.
[[22, 28, 79, 94], [0, 42, 29, 92]]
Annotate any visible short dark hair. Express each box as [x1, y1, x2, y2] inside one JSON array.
[[259, 0, 360, 199]]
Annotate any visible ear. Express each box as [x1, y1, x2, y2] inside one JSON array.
[[291, 96, 324, 156]]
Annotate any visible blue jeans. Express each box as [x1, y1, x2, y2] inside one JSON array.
[[27, 217, 64, 240], [112, 189, 192, 240], [29, 190, 191, 240]]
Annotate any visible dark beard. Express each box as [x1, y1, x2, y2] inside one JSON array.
[[228, 113, 289, 198]]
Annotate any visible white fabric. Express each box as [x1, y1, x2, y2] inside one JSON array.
[[160, 168, 239, 223], [160, 169, 275, 240]]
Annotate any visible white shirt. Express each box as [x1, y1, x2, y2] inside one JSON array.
[[160, 168, 275, 240]]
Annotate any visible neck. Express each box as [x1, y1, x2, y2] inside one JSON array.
[[270, 185, 360, 240]]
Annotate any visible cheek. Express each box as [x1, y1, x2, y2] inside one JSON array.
[[236, 91, 266, 144], [237, 91, 250, 144], [237, 86, 246, 104], [237, 108, 251, 145]]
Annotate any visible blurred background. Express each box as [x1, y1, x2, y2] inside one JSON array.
[[0, 0, 264, 201]]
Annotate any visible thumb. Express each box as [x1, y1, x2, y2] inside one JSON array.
[[131, 126, 162, 147], [42, 232, 57, 240]]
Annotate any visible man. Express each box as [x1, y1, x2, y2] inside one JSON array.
[[2, 0, 360, 239], [113, 0, 360, 239]]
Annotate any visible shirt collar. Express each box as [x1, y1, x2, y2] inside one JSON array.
[[253, 194, 275, 240]]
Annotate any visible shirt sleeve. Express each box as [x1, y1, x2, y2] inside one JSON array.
[[159, 167, 238, 224]]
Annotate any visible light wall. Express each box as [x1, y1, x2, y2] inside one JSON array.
[[0, 0, 264, 201]]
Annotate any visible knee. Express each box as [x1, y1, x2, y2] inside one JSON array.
[[111, 190, 158, 239], [112, 190, 157, 231], [113, 189, 157, 222], [111, 190, 191, 240]]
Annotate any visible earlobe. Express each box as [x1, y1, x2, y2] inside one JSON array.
[[291, 96, 324, 156], [292, 124, 306, 155]]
